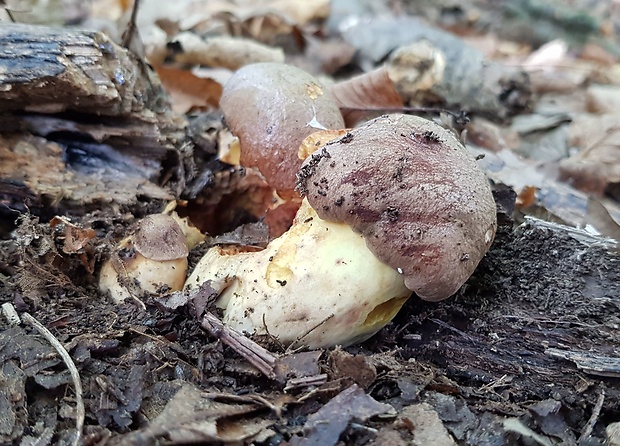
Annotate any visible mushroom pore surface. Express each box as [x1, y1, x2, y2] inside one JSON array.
[[220, 62, 345, 193], [297, 114, 497, 301]]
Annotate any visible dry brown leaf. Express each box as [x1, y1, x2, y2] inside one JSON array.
[[156, 66, 222, 114], [330, 66, 403, 127], [170, 32, 284, 70], [516, 185, 537, 209], [580, 43, 616, 66], [585, 197, 620, 241], [116, 384, 276, 444], [586, 84, 620, 114], [399, 404, 457, 446], [465, 118, 519, 152], [49, 216, 97, 273], [185, 167, 275, 236], [561, 113, 620, 195], [291, 385, 395, 446], [328, 348, 377, 389], [303, 38, 356, 75]]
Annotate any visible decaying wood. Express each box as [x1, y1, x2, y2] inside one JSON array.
[[0, 23, 195, 217], [0, 23, 166, 117], [398, 216, 620, 407]]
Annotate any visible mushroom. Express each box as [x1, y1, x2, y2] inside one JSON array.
[[186, 114, 496, 347], [100, 214, 189, 304], [297, 114, 497, 302], [185, 199, 410, 348], [186, 115, 496, 348], [220, 62, 345, 197]]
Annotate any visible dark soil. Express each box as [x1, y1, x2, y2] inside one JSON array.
[[1, 211, 618, 445]]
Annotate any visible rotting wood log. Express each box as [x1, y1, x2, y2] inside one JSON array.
[[0, 23, 167, 117], [385, 217, 620, 408], [0, 23, 197, 219]]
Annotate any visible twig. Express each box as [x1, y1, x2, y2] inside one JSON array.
[[201, 312, 278, 379], [429, 318, 476, 341], [21, 312, 84, 446], [287, 313, 334, 352], [284, 374, 328, 393], [121, 0, 141, 50], [579, 388, 605, 441]]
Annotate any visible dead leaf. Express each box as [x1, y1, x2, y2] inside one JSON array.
[[328, 348, 377, 389], [50, 216, 95, 254], [465, 118, 519, 152], [580, 43, 616, 66], [398, 403, 457, 446], [516, 185, 537, 209], [290, 384, 395, 446], [116, 383, 276, 445], [50, 215, 97, 273], [330, 66, 403, 127], [585, 197, 620, 241], [211, 220, 270, 248], [303, 37, 356, 75], [156, 66, 223, 114], [274, 350, 322, 382], [586, 84, 620, 114], [170, 33, 284, 70], [560, 113, 620, 195]]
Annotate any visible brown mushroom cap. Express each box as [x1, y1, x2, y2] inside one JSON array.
[[220, 62, 345, 194], [132, 214, 189, 261], [297, 114, 497, 301]]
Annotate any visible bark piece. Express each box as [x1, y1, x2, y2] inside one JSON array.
[[0, 24, 192, 217]]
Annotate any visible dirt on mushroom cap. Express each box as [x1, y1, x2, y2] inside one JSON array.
[[220, 62, 345, 193], [297, 114, 497, 302]]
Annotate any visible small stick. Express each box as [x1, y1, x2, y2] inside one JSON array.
[[202, 312, 277, 380], [287, 314, 334, 353], [579, 388, 605, 441], [21, 313, 84, 446], [121, 0, 141, 50], [284, 374, 328, 392], [430, 317, 476, 341]]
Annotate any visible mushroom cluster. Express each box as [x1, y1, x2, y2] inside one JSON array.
[[185, 114, 497, 347], [99, 62, 497, 349]]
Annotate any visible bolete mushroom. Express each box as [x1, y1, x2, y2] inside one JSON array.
[[220, 62, 345, 197], [297, 114, 497, 301], [185, 199, 410, 348], [100, 214, 189, 304], [186, 114, 496, 347]]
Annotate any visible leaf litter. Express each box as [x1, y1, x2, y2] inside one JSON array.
[[2, 0, 620, 445]]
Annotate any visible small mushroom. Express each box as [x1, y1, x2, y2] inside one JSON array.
[[99, 214, 189, 304], [297, 114, 497, 301], [220, 62, 345, 197], [185, 199, 410, 348]]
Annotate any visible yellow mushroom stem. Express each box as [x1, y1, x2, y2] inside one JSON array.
[[185, 199, 411, 349]]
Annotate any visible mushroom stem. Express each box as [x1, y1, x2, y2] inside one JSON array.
[[185, 199, 410, 349]]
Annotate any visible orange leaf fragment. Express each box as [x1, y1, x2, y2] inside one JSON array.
[[329, 66, 403, 127], [156, 67, 223, 114]]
